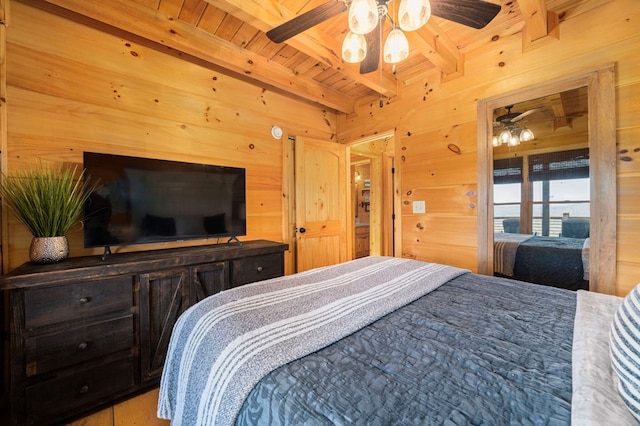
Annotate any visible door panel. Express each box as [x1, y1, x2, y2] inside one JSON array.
[[295, 137, 348, 272], [138, 268, 189, 382], [190, 262, 228, 304]]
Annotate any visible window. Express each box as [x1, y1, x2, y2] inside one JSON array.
[[494, 183, 521, 233], [493, 157, 523, 233], [493, 149, 590, 237], [532, 178, 590, 236], [530, 149, 590, 236]]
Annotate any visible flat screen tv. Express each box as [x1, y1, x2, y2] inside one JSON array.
[[83, 152, 246, 249]]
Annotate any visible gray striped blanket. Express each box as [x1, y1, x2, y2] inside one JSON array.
[[157, 256, 468, 425], [493, 232, 532, 276]]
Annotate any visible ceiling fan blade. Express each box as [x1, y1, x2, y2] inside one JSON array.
[[360, 20, 382, 74], [430, 0, 501, 29], [511, 108, 542, 122], [266, 0, 347, 43]]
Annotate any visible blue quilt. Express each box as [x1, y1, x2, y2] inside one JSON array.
[[237, 273, 575, 425], [159, 257, 468, 425], [514, 236, 588, 290]]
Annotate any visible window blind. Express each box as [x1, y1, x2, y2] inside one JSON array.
[[493, 157, 523, 184], [528, 148, 589, 181]]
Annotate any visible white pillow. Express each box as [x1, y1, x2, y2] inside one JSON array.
[[611, 284, 640, 420]]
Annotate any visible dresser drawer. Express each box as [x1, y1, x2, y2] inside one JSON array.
[[25, 314, 134, 377], [24, 275, 133, 330], [25, 355, 135, 426], [232, 253, 284, 286]]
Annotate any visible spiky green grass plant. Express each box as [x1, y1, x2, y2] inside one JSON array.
[[0, 165, 98, 237]]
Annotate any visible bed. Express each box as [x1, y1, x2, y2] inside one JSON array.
[[494, 233, 590, 290], [158, 256, 638, 425]]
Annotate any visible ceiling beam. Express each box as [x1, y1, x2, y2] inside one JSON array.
[[407, 19, 462, 77], [549, 93, 571, 130], [517, 0, 551, 41], [210, 0, 399, 97], [34, 0, 356, 113]]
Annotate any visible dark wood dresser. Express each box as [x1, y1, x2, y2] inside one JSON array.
[[0, 240, 288, 425]]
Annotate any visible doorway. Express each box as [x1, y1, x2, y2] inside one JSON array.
[[352, 161, 371, 258], [477, 65, 616, 294], [349, 135, 396, 259], [282, 133, 397, 275]]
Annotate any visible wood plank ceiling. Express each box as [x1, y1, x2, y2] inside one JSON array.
[[31, 0, 594, 114]]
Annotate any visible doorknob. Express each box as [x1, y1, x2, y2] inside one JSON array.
[[298, 227, 306, 234]]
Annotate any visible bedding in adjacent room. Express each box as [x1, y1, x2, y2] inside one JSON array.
[[494, 233, 590, 290]]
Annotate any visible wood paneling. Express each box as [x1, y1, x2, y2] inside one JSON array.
[[2, 1, 335, 271], [339, 0, 640, 295], [1, 0, 598, 116], [0, 0, 7, 272], [396, 124, 478, 267]]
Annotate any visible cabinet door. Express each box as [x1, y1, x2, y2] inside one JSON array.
[[355, 233, 370, 258], [138, 268, 189, 382], [190, 262, 229, 304]]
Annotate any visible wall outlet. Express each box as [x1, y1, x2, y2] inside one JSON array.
[[413, 200, 426, 214]]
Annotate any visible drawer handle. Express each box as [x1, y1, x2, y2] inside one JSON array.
[[78, 342, 88, 350], [256, 266, 263, 272], [79, 385, 89, 394], [79, 297, 90, 304]]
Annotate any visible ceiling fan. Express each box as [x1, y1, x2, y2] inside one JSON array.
[[494, 105, 542, 127], [493, 105, 540, 147], [266, 0, 501, 74]]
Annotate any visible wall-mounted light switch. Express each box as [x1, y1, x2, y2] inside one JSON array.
[[413, 200, 426, 214]]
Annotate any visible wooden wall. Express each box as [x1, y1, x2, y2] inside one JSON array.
[[1, 0, 638, 423], [2, 1, 336, 271], [338, 0, 640, 296]]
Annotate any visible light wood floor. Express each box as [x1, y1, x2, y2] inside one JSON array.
[[67, 388, 169, 426]]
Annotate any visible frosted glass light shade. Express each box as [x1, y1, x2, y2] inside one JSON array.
[[498, 129, 512, 144], [398, 0, 431, 31], [492, 136, 500, 147], [383, 28, 409, 63], [519, 127, 535, 141], [508, 134, 521, 146], [349, 0, 378, 34], [342, 32, 367, 63]]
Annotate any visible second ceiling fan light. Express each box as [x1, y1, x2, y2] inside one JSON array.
[[344, 0, 431, 65], [383, 28, 409, 63], [398, 0, 431, 31], [342, 31, 367, 63], [348, 0, 379, 34]]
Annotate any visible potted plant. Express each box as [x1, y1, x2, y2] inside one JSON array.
[[0, 163, 98, 263]]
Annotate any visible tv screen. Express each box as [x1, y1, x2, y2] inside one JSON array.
[[83, 152, 246, 248]]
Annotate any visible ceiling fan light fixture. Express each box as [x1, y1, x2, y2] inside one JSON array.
[[508, 134, 521, 147], [498, 129, 512, 145], [383, 28, 409, 64], [348, 0, 379, 34], [519, 127, 535, 142], [398, 0, 431, 31], [342, 31, 367, 63]]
